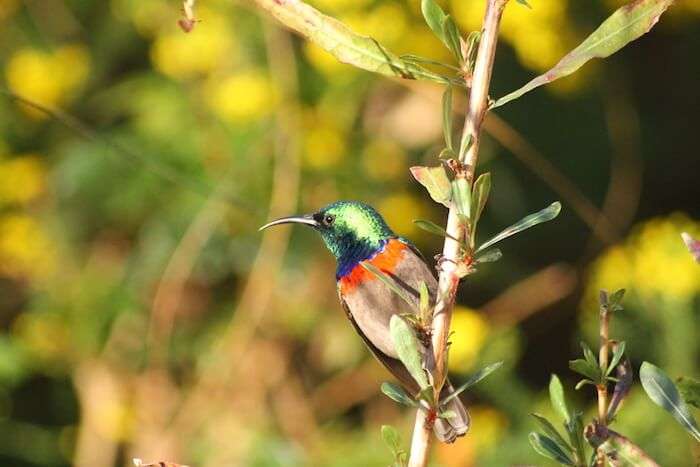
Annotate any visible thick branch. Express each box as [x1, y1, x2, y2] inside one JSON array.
[[407, 1, 508, 466]]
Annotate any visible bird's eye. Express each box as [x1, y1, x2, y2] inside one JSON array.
[[323, 214, 335, 226]]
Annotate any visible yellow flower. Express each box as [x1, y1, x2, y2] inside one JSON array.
[[6, 44, 90, 117], [12, 312, 71, 361], [204, 70, 273, 123], [303, 42, 352, 77], [377, 193, 427, 237], [361, 139, 406, 181], [448, 307, 490, 373], [303, 114, 346, 169], [0, 214, 55, 279], [0, 155, 47, 205], [150, 9, 235, 79]]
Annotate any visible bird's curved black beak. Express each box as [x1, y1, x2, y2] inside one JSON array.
[[259, 214, 319, 231]]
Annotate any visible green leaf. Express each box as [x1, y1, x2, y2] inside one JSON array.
[[399, 54, 461, 72], [529, 432, 575, 465], [549, 374, 570, 423], [640, 361, 700, 442], [442, 15, 464, 64], [575, 379, 595, 390], [606, 288, 626, 311], [476, 201, 562, 253], [530, 413, 573, 456], [381, 424, 401, 452], [566, 411, 586, 464], [580, 341, 598, 368], [421, 0, 449, 49], [254, 0, 451, 84], [438, 409, 457, 419], [458, 132, 472, 160], [413, 220, 464, 246], [606, 341, 626, 377], [569, 359, 603, 384], [594, 428, 660, 466], [390, 315, 430, 390], [441, 361, 503, 405], [419, 281, 430, 316], [469, 172, 491, 246], [451, 177, 471, 219], [361, 262, 416, 309], [516, 0, 532, 8], [494, 0, 673, 107], [475, 248, 502, 264], [410, 165, 452, 207], [677, 376, 700, 409], [442, 86, 453, 151], [381, 382, 418, 407]]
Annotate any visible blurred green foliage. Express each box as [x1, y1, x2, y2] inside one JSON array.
[[0, 0, 698, 466]]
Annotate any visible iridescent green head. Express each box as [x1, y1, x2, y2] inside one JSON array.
[[260, 201, 396, 276]]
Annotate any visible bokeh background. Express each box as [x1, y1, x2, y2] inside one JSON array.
[[0, 0, 699, 465]]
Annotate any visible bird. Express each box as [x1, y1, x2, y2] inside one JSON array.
[[260, 200, 469, 443]]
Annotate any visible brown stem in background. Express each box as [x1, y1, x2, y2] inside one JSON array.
[[408, 1, 508, 466]]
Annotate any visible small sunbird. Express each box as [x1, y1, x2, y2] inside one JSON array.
[[260, 201, 468, 443]]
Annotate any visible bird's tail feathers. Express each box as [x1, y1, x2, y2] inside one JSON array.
[[433, 381, 470, 443]]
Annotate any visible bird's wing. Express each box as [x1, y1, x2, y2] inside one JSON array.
[[338, 292, 420, 396]]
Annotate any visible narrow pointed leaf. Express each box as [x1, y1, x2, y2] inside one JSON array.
[[594, 428, 660, 467], [441, 361, 503, 405], [606, 341, 626, 376], [438, 409, 457, 419], [451, 177, 471, 218], [494, 0, 674, 107], [253, 0, 450, 84], [410, 165, 452, 207], [400, 54, 461, 71], [421, 0, 448, 45], [575, 379, 595, 390], [516, 0, 532, 8], [677, 376, 700, 409], [477, 202, 561, 253], [530, 413, 573, 455], [681, 232, 700, 263], [419, 281, 430, 315], [362, 262, 416, 308], [458, 132, 472, 160], [570, 359, 603, 384], [581, 341, 598, 368], [381, 382, 418, 407], [413, 220, 465, 245], [390, 316, 430, 390], [549, 374, 570, 423], [475, 248, 502, 264], [442, 86, 454, 151], [529, 432, 575, 465], [607, 288, 626, 311], [442, 15, 464, 64], [640, 361, 700, 441], [470, 172, 491, 246], [566, 411, 586, 463]]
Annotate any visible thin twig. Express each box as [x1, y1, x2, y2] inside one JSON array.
[[407, 1, 509, 466], [596, 291, 611, 467]]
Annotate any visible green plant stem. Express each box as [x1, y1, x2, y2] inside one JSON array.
[[407, 1, 509, 466], [596, 295, 611, 467]]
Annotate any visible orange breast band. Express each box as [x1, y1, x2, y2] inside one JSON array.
[[338, 239, 408, 294]]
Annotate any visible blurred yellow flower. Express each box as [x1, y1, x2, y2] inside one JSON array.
[[151, 9, 235, 79], [204, 71, 273, 123], [448, 306, 490, 373], [584, 213, 700, 308], [361, 139, 406, 181], [436, 405, 508, 466], [303, 42, 351, 77], [6, 44, 90, 117], [0, 214, 55, 279], [452, 0, 577, 77], [0, 155, 47, 205], [12, 312, 70, 362], [303, 123, 346, 169], [377, 193, 426, 237]]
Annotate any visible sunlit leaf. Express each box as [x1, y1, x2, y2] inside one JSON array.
[[677, 376, 700, 409], [438, 409, 457, 419], [413, 219, 464, 245], [442, 86, 453, 151], [549, 374, 570, 423], [529, 432, 575, 465], [442, 15, 464, 64], [475, 248, 502, 264], [410, 165, 452, 207], [441, 361, 503, 405], [580, 341, 598, 368], [530, 413, 573, 456], [253, 0, 451, 84], [381, 424, 401, 452], [362, 262, 416, 308], [470, 172, 491, 246], [640, 361, 700, 441], [606, 341, 626, 376], [381, 382, 418, 407], [493, 0, 674, 107], [400, 54, 461, 72], [476, 201, 561, 253], [451, 177, 471, 219], [390, 315, 430, 390]]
